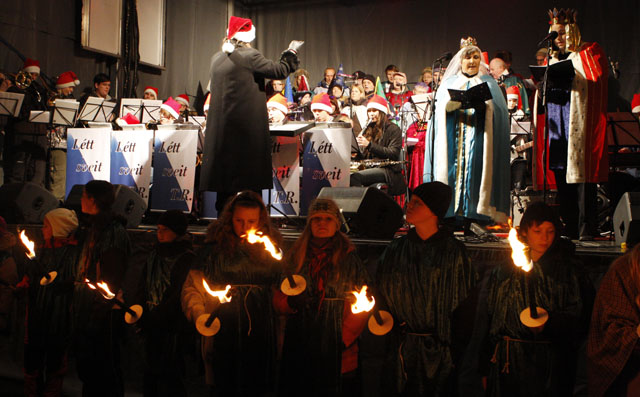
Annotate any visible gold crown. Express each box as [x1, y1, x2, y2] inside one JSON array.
[[548, 8, 576, 25], [459, 36, 478, 49]]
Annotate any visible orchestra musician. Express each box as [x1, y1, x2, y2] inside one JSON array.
[[350, 94, 407, 196]]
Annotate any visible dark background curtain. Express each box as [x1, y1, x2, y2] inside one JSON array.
[[0, 0, 638, 105]]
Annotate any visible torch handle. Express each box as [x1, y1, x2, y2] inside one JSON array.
[[113, 299, 137, 317], [526, 273, 538, 319], [204, 312, 217, 327], [373, 308, 384, 326], [286, 273, 297, 288]]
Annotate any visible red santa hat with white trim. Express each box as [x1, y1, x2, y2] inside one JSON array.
[[176, 94, 189, 107], [310, 93, 332, 113], [144, 86, 158, 100], [23, 58, 40, 74], [267, 93, 289, 115], [632, 94, 640, 114], [367, 94, 389, 114], [116, 113, 141, 127], [55, 71, 80, 89], [506, 86, 522, 110], [161, 97, 181, 119], [222, 16, 256, 54]]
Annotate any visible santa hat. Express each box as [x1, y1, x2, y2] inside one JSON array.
[[506, 86, 522, 110], [367, 94, 389, 114], [23, 58, 40, 74], [144, 86, 158, 99], [116, 113, 141, 127], [298, 75, 310, 92], [176, 94, 189, 107], [632, 94, 640, 114], [203, 92, 211, 113], [161, 97, 181, 119], [222, 16, 256, 54], [267, 93, 289, 115], [481, 52, 490, 66], [55, 71, 80, 89], [310, 93, 332, 113]]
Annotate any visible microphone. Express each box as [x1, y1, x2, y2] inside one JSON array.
[[435, 52, 453, 63], [537, 31, 559, 48]]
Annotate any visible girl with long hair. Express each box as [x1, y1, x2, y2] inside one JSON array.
[[181, 191, 283, 396], [350, 94, 407, 196], [275, 198, 370, 396]]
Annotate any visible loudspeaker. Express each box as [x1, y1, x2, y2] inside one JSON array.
[[113, 185, 147, 228], [613, 192, 640, 247], [318, 187, 403, 239], [64, 184, 147, 228], [0, 182, 59, 224]]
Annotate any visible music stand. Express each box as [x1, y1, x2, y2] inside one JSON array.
[[607, 112, 640, 148], [52, 99, 79, 126], [0, 92, 25, 117], [29, 110, 51, 123], [119, 98, 143, 120], [78, 96, 104, 123], [120, 124, 146, 131], [141, 99, 162, 123]]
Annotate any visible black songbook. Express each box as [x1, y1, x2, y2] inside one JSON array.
[[529, 59, 575, 89], [448, 82, 492, 109]]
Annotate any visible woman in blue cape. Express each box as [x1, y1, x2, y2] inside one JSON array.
[[424, 37, 510, 224]]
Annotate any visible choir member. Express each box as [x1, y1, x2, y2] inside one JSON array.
[[74, 180, 131, 396], [23, 209, 80, 397], [480, 202, 592, 396], [181, 191, 283, 396], [376, 182, 476, 396], [275, 198, 370, 396]]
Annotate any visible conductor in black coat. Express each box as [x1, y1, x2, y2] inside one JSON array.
[[200, 16, 299, 212]]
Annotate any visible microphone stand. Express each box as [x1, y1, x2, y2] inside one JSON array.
[[428, 58, 444, 181], [541, 40, 553, 204]]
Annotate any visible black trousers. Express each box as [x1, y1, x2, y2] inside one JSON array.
[[553, 168, 598, 239], [350, 168, 388, 189]]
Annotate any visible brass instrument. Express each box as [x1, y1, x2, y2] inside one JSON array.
[[1, 70, 33, 90], [350, 159, 407, 173]]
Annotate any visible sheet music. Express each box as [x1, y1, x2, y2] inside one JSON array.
[[0, 92, 25, 117], [52, 99, 80, 126], [29, 110, 51, 123], [410, 93, 432, 121], [141, 99, 162, 123], [78, 96, 105, 121], [95, 100, 116, 122], [119, 98, 143, 120]]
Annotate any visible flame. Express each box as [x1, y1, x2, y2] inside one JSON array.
[[507, 226, 533, 272], [351, 285, 375, 314], [243, 229, 283, 260], [202, 280, 232, 303], [19, 230, 36, 259], [84, 278, 116, 299]]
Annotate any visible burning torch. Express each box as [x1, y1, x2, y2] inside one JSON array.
[[242, 229, 307, 296], [19, 230, 57, 286], [85, 279, 144, 324], [507, 224, 548, 328], [196, 281, 232, 336], [350, 285, 394, 336]]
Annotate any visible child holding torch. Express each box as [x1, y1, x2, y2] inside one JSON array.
[[274, 198, 371, 396], [22, 208, 79, 396], [480, 202, 592, 396], [181, 191, 283, 396]]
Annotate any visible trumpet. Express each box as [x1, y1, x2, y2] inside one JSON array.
[[0, 70, 33, 90]]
